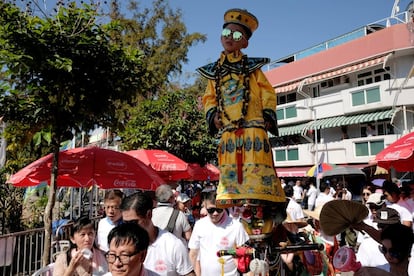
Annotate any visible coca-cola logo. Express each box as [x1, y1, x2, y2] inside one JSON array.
[[384, 151, 402, 160], [113, 179, 136, 188], [106, 159, 127, 170]]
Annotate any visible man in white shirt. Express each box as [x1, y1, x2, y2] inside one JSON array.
[[96, 189, 123, 252], [188, 191, 249, 276], [284, 185, 305, 222], [152, 185, 192, 245], [306, 180, 318, 211], [121, 192, 195, 276], [315, 181, 334, 209]]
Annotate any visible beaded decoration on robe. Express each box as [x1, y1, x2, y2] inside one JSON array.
[[214, 55, 250, 129]]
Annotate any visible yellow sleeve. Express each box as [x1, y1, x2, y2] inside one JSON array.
[[255, 69, 276, 112], [202, 79, 217, 113]]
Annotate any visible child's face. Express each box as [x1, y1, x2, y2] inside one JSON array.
[[221, 23, 248, 54]]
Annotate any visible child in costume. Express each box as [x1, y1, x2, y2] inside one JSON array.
[[197, 8, 286, 236]]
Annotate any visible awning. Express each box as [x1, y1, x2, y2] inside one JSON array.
[[279, 122, 311, 136], [276, 166, 312, 177], [275, 54, 389, 94], [305, 109, 398, 131]]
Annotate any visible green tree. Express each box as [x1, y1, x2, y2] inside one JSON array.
[[110, 0, 206, 94], [119, 84, 217, 165], [0, 1, 146, 265]]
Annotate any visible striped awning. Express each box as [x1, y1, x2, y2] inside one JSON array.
[[278, 122, 311, 136], [275, 54, 389, 94], [305, 109, 398, 131], [272, 109, 398, 138]]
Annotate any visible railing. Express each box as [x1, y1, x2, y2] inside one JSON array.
[[0, 217, 100, 276]]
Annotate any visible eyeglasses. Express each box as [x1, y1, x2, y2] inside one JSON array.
[[206, 207, 224, 214], [221, 28, 244, 41], [105, 252, 139, 264], [378, 245, 401, 259]]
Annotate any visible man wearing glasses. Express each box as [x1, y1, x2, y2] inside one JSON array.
[[188, 191, 249, 276], [120, 192, 195, 276], [104, 222, 156, 276]]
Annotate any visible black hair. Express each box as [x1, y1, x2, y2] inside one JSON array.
[[319, 181, 330, 193], [104, 189, 124, 201], [283, 185, 294, 198], [121, 192, 153, 217], [67, 216, 96, 264], [107, 222, 149, 253], [382, 181, 400, 195], [202, 190, 217, 204], [381, 223, 414, 260]]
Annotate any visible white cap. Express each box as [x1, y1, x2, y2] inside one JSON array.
[[176, 193, 191, 203]]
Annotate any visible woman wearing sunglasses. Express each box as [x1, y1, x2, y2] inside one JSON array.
[[378, 223, 414, 276], [196, 8, 285, 237]]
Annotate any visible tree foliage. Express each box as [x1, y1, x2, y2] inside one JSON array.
[[119, 83, 217, 165], [110, 0, 206, 95], [0, 1, 146, 264]]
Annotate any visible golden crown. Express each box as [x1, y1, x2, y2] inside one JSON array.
[[223, 8, 259, 35]]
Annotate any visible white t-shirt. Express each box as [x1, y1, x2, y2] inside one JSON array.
[[286, 198, 305, 221], [293, 185, 304, 201], [306, 185, 318, 208], [356, 233, 390, 271], [144, 228, 194, 276], [188, 211, 249, 276], [96, 217, 120, 252], [152, 205, 191, 245], [315, 193, 334, 209]]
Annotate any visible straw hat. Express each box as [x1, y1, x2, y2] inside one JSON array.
[[319, 200, 369, 236], [303, 206, 323, 221], [283, 213, 308, 229]]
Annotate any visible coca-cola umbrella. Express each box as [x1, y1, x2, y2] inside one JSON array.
[[8, 147, 165, 190], [188, 163, 220, 181], [375, 131, 414, 172], [125, 149, 191, 182]]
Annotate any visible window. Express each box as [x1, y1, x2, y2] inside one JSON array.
[[276, 106, 298, 121], [357, 67, 390, 86], [275, 148, 299, 161], [360, 122, 393, 137], [355, 140, 384, 156], [277, 92, 296, 105], [352, 87, 380, 106]]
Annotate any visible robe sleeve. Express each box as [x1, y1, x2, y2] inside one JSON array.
[[202, 79, 219, 136], [255, 69, 279, 136]]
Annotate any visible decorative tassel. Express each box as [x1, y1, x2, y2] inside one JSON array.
[[235, 128, 244, 184]]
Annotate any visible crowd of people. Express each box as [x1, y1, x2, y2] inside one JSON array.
[[49, 176, 414, 276]]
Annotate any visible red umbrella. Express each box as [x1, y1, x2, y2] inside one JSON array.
[[8, 147, 165, 190], [375, 131, 414, 171], [188, 163, 220, 181], [125, 149, 190, 181]]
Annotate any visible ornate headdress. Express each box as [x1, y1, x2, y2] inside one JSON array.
[[223, 8, 258, 39]]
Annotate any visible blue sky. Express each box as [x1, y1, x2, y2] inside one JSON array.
[[165, 0, 411, 83]]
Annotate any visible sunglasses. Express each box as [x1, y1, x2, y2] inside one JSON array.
[[221, 28, 244, 41], [362, 192, 371, 196], [378, 245, 401, 259], [206, 207, 224, 214]]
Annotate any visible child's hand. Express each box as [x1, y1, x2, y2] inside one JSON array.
[[214, 113, 223, 129]]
